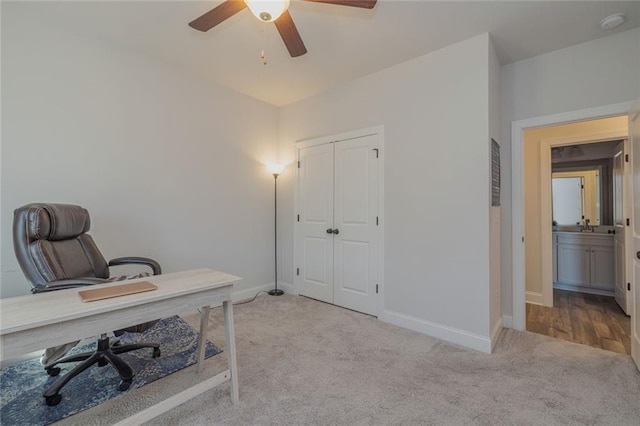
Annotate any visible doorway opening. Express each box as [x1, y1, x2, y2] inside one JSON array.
[[523, 116, 631, 355]]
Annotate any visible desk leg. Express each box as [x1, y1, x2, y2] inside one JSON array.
[[197, 305, 210, 374], [222, 300, 239, 404]]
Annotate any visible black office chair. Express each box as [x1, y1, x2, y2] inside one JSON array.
[[13, 203, 162, 406]]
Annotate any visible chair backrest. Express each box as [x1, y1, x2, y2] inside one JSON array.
[[13, 203, 110, 290]]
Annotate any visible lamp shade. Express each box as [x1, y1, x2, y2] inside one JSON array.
[[267, 163, 285, 175], [245, 0, 290, 22]]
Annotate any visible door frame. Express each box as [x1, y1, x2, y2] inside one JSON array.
[[539, 131, 628, 308], [293, 125, 385, 317], [511, 101, 634, 331]]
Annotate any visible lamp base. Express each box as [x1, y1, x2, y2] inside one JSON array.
[[268, 289, 284, 296]]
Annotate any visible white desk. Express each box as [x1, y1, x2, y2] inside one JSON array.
[[0, 268, 241, 423]]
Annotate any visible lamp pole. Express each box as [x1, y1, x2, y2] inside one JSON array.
[[268, 172, 284, 296]]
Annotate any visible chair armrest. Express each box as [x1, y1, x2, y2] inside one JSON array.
[[32, 278, 110, 293], [108, 257, 162, 275]]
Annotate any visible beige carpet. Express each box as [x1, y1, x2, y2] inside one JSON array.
[[56, 294, 640, 425]]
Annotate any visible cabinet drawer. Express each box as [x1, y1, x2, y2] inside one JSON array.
[[557, 233, 613, 247]]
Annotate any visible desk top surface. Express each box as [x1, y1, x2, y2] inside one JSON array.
[[0, 268, 241, 335]]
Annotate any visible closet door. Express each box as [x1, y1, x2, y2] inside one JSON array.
[[333, 135, 379, 316], [297, 143, 335, 303]]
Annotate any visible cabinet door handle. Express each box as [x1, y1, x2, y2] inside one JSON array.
[[326, 228, 334, 234], [333, 229, 340, 235]]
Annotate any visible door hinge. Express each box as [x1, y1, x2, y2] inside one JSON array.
[[298, 161, 301, 168], [376, 284, 379, 294], [297, 268, 300, 276], [376, 216, 379, 226], [297, 214, 300, 222], [581, 185, 584, 189], [372, 148, 379, 158], [522, 236, 525, 243], [625, 154, 629, 162], [627, 218, 630, 226], [628, 282, 631, 291]]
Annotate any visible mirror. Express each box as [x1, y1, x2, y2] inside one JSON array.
[[552, 170, 600, 225], [551, 140, 621, 228]]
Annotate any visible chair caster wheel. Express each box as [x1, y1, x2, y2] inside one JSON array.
[[118, 380, 132, 391], [153, 348, 161, 358], [45, 394, 62, 406], [45, 367, 61, 377]]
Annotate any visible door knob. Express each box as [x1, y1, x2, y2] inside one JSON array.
[[326, 228, 333, 234], [333, 229, 339, 235], [637, 251, 640, 259]]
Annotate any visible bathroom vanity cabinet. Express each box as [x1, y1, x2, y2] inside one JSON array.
[[553, 232, 615, 294]]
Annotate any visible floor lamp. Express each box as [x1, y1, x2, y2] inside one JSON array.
[[268, 164, 285, 296]]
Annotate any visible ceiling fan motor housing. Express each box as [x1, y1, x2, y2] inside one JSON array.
[[188, 0, 378, 58]]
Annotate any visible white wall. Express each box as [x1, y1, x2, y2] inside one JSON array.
[[279, 34, 495, 351], [500, 28, 640, 319], [1, 4, 279, 298], [489, 38, 502, 346]]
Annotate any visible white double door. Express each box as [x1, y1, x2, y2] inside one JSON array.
[[296, 133, 379, 316]]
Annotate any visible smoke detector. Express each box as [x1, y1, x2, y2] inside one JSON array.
[[600, 13, 625, 30]]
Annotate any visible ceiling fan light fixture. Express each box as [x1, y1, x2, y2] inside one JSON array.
[[245, 0, 290, 22]]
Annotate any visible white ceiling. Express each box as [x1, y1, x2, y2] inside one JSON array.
[[7, 1, 640, 106]]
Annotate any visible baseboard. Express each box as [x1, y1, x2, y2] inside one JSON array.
[[502, 315, 513, 329], [278, 281, 296, 295], [231, 281, 296, 303], [526, 291, 543, 305], [380, 309, 492, 353], [553, 283, 614, 297], [490, 317, 503, 352]]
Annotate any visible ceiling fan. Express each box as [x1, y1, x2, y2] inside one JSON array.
[[189, 0, 377, 58]]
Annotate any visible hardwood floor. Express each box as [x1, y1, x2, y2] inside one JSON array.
[[526, 289, 631, 355]]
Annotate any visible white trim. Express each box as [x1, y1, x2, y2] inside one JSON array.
[[232, 283, 278, 303], [278, 281, 296, 295], [232, 284, 271, 302], [380, 309, 492, 353], [502, 315, 513, 329], [293, 125, 385, 318], [525, 291, 543, 305], [295, 127, 382, 149], [623, 136, 633, 315], [490, 317, 503, 351], [511, 101, 635, 331]]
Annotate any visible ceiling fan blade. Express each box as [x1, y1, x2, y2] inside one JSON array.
[[274, 11, 307, 58], [302, 0, 377, 9], [189, 0, 248, 32]]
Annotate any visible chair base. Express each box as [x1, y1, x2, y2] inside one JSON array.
[[43, 334, 160, 406]]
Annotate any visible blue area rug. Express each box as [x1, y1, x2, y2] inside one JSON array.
[[0, 315, 222, 425]]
